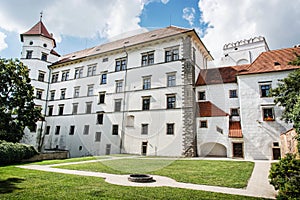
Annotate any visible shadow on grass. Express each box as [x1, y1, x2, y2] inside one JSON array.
[[0, 177, 25, 194]]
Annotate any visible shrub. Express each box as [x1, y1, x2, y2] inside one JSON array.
[[269, 154, 300, 199], [0, 140, 38, 165]]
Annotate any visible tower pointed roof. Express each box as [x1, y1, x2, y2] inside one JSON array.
[[20, 20, 56, 47]]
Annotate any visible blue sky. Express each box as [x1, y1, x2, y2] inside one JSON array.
[[0, 0, 299, 65]]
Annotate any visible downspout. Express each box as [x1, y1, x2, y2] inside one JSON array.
[[120, 46, 128, 154]]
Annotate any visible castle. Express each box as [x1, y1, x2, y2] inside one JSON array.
[[20, 19, 300, 159]]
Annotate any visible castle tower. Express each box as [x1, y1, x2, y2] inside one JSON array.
[[20, 17, 60, 149], [220, 36, 269, 67]]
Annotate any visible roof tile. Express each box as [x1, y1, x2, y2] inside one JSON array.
[[198, 101, 228, 117]]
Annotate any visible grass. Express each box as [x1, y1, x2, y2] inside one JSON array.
[[31, 156, 101, 165], [0, 165, 266, 200], [56, 158, 254, 188]]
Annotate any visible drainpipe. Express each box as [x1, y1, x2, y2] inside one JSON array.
[[120, 46, 128, 154]]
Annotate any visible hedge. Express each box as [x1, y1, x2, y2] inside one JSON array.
[[0, 140, 38, 165]]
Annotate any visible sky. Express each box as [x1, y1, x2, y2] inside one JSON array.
[[0, 0, 299, 66]]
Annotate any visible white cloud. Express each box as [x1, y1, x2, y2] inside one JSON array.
[[183, 7, 195, 26], [198, 0, 300, 65], [0, 32, 8, 51], [161, 0, 169, 4], [0, 0, 147, 43]]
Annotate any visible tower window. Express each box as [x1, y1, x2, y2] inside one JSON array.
[[26, 51, 33, 59], [43, 43, 47, 48], [41, 53, 48, 61]]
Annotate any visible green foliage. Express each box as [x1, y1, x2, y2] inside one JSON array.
[[269, 154, 300, 199], [0, 58, 41, 142], [288, 53, 300, 66], [272, 68, 300, 153], [0, 140, 38, 165]]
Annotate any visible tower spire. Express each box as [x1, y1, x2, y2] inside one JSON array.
[[40, 11, 43, 22]]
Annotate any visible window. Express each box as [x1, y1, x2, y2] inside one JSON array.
[[263, 108, 275, 121], [58, 105, 64, 115], [167, 95, 176, 109], [192, 47, 196, 63], [36, 89, 43, 100], [165, 48, 179, 62], [95, 132, 101, 142], [142, 97, 150, 110], [200, 120, 207, 128], [141, 124, 148, 135], [55, 126, 60, 135], [100, 73, 107, 84], [102, 57, 108, 62], [69, 125, 75, 135], [166, 123, 174, 135], [74, 68, 83, 79], [60, 89, 66, 99], [231, 108, 239, 116], [198, 91, 206, 100], [141, 52, 154, 66], [87, 85, 94, 96], [72, 103, 78, 115], [114, 99, 122, 112], [126, 115, 134, 127], [143, 77, 151, 90], [61, 71, 69, 81], [98, 92, 105, 104], [112, 125, 118, 135], [87, 65, 96, 76], [115, 58, 127, 72], [260, 84, 271, 97], [48, 106, 53, 116], [229, 90, 238, 98], [74, 87, 80, 98], [38, 72, 45, 82], [51, 73, 59, 83], [45, 126, 50, 135], [97, 113, 104, 124], [83, 125, 89, 135], [167, 74, 176, 87], [86, 102, 92, 114], [41, 53, 48, 61], [26, 50, 33, 59], [216, 126, 223, 134], [50, 90, 55, 101], [115, 81, 123, 93]]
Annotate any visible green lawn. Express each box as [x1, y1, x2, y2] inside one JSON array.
[[0, 165, 266, 200], [56, 158, 254, 188], [32, 156, 101, 165]]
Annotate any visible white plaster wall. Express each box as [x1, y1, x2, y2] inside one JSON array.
[[197, 116, 229, 156], [238, 72, 293, 160]]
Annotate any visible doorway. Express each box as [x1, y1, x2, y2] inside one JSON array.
[[141, 142, 148, 156], [233, 143, 243, 158], [105, 144, 111, 155], [272, 148, 281, 160]]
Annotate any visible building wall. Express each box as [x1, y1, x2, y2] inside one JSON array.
[[238, 72, 293, 160]]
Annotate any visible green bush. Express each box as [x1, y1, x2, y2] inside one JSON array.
[[269, 154, 300, 199], [0, 140, 38, 165]]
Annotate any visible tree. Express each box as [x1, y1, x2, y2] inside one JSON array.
[[0, 58, 41, 142], [272, 68, 300, 151]]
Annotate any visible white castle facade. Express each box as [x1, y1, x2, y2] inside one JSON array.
[[20, 20, 300, 160]]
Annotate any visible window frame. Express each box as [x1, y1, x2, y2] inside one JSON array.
[[86, 102, 92, 114], [141, 51, 154, 66], [114, 99, 122, 112], [200, 120, 208, 128], [98, 92, 105, 104], [112, 124, 119, 135], [36, 89, 43, 100], [143, 77, 151, 90], [26, 50, 33, 59], [167, 95, 176, 109], [97, 113, 104, 124], [60, 89, 66, 100], [100, 73, 107, 84], [198, 91, 206, 101], [72, 103, 78, 115], [58, 105, 64, 115], [69, 125, 75, 135], [73, 87, 80, 98], [83, 125, 90, 135], [231, 108, 239, 116], [229, 90, 238, 98], [166, 123, 175, 135], [262, 107, 275, 121], [142, 97, 150, 110], [141, 124, 148, 135], [50, 90, 55, 101], [55, 126, 60, 135], [115, 58, 127, 72], [115, 80, 123, 93], [51, 73, 59, 83], [95, 132, 101, 142], [260, 84, 272, 98], [87, 85, 94, 96], [167, 73, 176, 87], [38, 71, 45, 82]]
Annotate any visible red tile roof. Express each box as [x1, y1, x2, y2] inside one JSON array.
[[196, 64, 249, 86], [239, 47, 300, 75], [54, 26, 213, 65], [229, 121, 243, 138], [20, 21, 56, 47], [198, 101, 228, 117]]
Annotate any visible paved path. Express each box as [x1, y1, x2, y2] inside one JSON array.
[[19, 158, 277, 199]]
